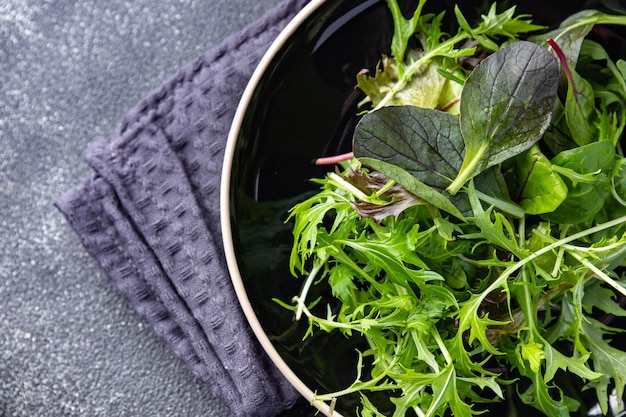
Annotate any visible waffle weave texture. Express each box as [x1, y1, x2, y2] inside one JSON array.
[[55, 0, 309, 416]]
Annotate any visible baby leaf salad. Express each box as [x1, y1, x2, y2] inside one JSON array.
[[278, 1, 626, 416]]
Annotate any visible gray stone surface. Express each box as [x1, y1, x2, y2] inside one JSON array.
[[0, 1, 288, 416]]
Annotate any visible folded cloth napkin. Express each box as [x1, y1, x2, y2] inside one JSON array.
[[55, 0, 310, 416]]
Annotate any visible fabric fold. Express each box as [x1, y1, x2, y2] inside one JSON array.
[[55, 0, 310, 416]]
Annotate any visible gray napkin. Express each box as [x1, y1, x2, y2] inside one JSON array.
[[55, 0, 310, 416]]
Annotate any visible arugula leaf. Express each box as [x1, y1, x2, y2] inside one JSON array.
[[543, 342, 602, 383], [366, 2, 547, 111], [463, 182, 527, 259], [467, 3, 545, 50], [583, 281, 626, 317], [517, 369, 579, 417], [582, 318, 626, 415], [287, 184, 355, 275], [385, 0, 425, 64], [425, 364, 475, 417]]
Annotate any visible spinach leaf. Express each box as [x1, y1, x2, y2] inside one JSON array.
[[542, 140, 616, 224], [580, 39, 626, 99], [447, 41, 560, 195], [564, 69, 597, 146], [513, 144, 568, 214]]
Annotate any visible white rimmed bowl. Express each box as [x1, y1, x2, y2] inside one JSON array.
[[220, 1, 624, 416]]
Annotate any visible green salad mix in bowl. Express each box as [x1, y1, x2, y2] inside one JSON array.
[[280, 1, 626, 415]]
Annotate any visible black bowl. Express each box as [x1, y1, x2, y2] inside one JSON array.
[[221, 1, 626, 416]]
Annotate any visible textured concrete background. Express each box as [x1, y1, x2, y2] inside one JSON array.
[[0, 1, 294, 416]]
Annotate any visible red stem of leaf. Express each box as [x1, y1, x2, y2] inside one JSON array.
[[441, 97, 461, 112], [314, 152, 355, 166], [546, 38, 579, 99]]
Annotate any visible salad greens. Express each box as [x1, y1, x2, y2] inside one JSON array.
[[279, 1, 626, 416]]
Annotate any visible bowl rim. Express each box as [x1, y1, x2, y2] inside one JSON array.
[[220, 1, 342, 415]]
